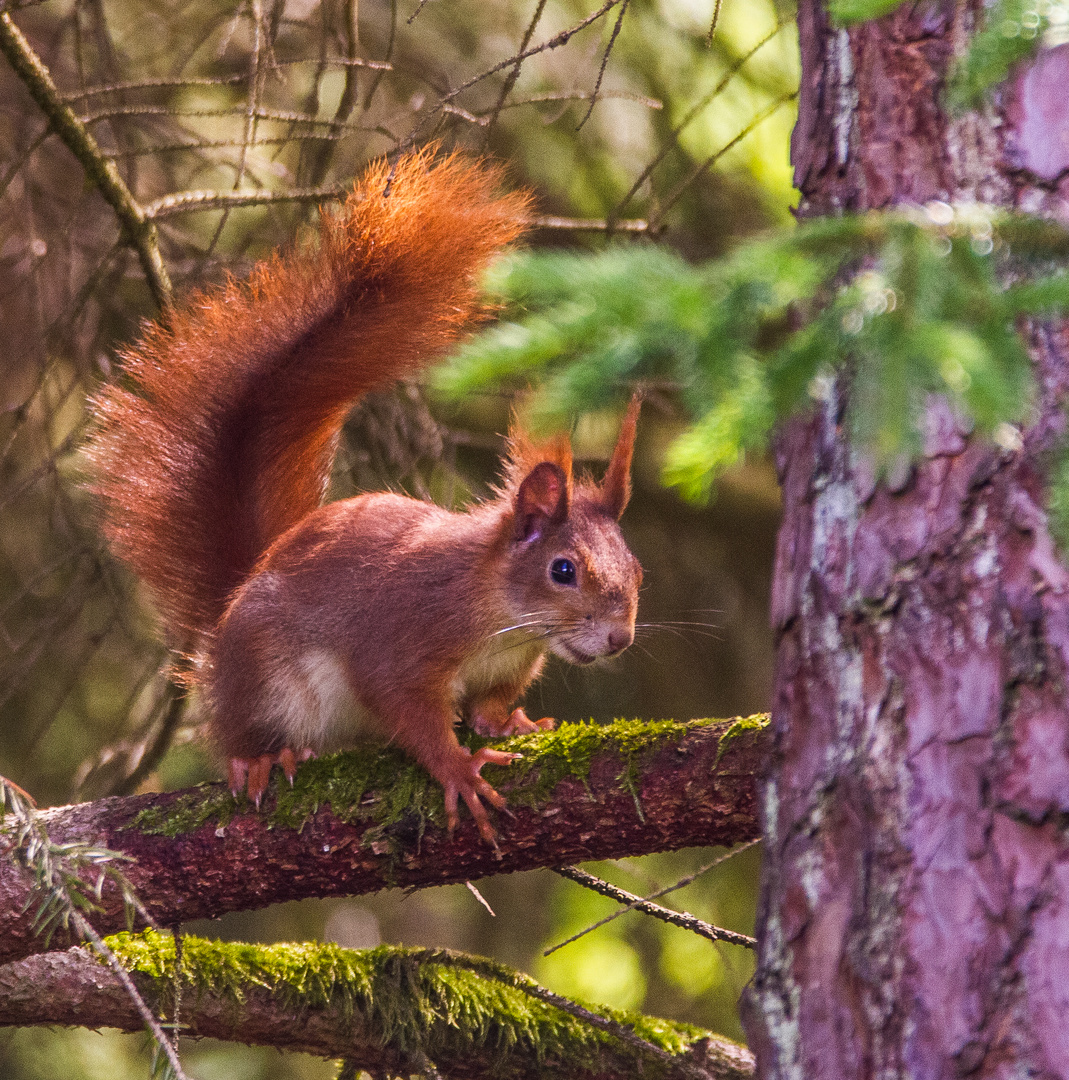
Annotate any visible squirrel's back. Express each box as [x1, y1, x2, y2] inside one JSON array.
[[88, 150, 528, 650]]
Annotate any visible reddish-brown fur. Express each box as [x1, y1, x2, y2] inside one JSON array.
[[89, 150, 642, 840]]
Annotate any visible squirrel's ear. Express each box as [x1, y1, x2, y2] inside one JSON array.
[[514, 461, 570, 542], [599, 392, 642, 520]]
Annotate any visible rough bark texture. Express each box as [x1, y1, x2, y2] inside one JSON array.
[[0, 718, 765, 967], [0, 945, 755, 1080], [746, 4, 1069, 1077]]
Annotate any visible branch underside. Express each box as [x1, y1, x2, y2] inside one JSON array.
[[0, 717, 767, 967]]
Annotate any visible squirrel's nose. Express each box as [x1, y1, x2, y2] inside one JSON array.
[[607, 627, 633, 655]]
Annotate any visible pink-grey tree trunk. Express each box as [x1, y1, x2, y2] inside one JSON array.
[[743, 3, 1069, 1076]]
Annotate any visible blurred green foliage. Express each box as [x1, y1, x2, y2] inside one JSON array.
[[945, 0, 1069, 111], [826, 0, 904, 24]]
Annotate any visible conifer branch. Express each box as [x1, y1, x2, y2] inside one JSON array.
[[0, 780, 189, 1080]]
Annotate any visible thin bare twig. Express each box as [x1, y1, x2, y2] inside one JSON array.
[[505, 88, 661, 110], [58, 73, 247, 100], [0, 122, 48, 199], [362, 0, 397, 113], [275, 55, 391, 70], [480, 0, 549, 143], [407, 0, 434, 24], [576, 0, 630, 130], [73, 912, 191, 1080], [393, 0, 626, 156], [304, 0, 361, 188], [105, 134, 344, 159], [529, 215, 648, 232], [707, 0, 724, 44], [552, 851, 760, 954], [78, 103, 373, 128], [199, 0, 269, 260], [110, 667, 191, 797], [465, 880, 496, 916], [611, 17, 791, 222], [145, 184, 344, 218], [649, 91, 797, 229], [640, 838, 763, 906], [0, 10, 172, 308]]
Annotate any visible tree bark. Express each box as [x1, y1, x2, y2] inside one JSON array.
[[745, 5, 1069, 1077], [0, 717, 765, 966]]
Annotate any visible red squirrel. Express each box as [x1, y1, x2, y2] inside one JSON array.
[[89, 149, 642, 841]]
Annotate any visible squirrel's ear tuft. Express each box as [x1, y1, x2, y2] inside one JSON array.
[[599, 392, 642, 520], [514, 461, 570, 542]]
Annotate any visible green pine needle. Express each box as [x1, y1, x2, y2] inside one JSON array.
[[946, 0, 1050, 112], [437, 207, 1069, 508], [827, 0, 908, 25], [820, 0, 1057, 114]]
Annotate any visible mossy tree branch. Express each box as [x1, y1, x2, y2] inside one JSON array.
[[0, 717, 767, 967], [0, 933, 755, 1078]]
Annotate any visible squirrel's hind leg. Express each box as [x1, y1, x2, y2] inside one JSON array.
[[214, 634, 354, 805], [228, 747, 316, 806]]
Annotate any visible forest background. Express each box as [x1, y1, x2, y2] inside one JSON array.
[[0, 0, 797, 1075]]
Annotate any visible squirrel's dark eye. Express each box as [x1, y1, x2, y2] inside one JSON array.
[[550, 557, 577, 585]]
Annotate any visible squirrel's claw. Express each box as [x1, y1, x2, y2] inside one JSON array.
[[278, 748, 298, 784], [246, 755, 274, 807], [228, 757, 249, 796], [229, 748, 316, 805]]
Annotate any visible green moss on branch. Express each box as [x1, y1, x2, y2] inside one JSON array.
[[132, 716, 761, 840], [715, 714, 770, 764], [104, 930, 724, 1074]]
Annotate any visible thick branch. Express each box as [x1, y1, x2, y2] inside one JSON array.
[[0, 934, 755, 1078], [0, 717, 766, 966]]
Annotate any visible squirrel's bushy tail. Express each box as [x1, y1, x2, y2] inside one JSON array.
[[89, 150, 529, 648]]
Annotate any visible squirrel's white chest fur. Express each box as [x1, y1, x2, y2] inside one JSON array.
[[267, 631, 544, 750], [266, 648, 367, 751], [450, 629, 545, 703]]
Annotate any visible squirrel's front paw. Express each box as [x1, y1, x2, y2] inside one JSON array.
[[500, 707, 556, 736], [471, 705, 556, 737], [438, 746, 520, 843]]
